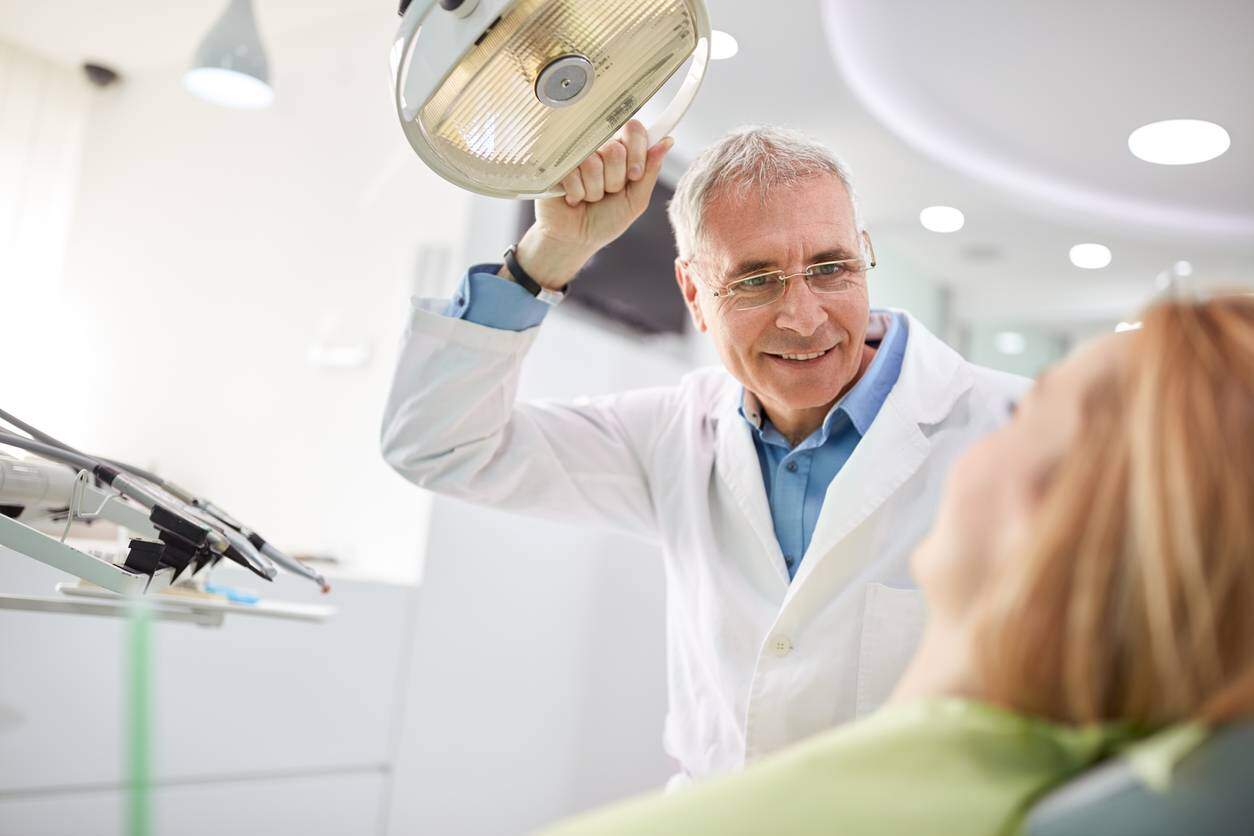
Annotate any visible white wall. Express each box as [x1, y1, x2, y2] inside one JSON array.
[[0, 41, 89, 305], [1, 14, 461, 584], [866, 244, 947, 335], [963, 321, 1068, 379]]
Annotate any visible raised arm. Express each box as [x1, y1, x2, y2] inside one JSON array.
[[381, 121, 675, 538]]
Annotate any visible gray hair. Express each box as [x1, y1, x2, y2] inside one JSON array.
[[666, 125, 864, 261]]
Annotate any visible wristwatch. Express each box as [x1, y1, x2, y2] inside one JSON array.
[[503, 245, 568, 306]]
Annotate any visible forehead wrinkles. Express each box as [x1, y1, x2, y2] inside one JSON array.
[[697, 178, 859, 270]]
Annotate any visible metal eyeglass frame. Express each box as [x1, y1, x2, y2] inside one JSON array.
[[706, 232, 878, 310]]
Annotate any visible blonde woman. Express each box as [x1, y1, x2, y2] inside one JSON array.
[[545, 294, 1254, 836]]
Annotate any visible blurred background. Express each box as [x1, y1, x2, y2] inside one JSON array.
[[0, 0, 1250, 834]]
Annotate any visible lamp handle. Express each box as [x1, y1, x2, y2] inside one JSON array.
[[527, 33, 709, 200]]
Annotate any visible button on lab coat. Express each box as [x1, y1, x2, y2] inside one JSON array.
[[381, 302, 1028, 783]]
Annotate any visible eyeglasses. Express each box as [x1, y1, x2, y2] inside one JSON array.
[[707, 234, 877, 312]]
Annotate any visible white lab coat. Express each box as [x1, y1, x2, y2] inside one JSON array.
[[381, 302, 1028, 784]]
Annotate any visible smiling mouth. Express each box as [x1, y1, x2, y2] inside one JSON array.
[[768, 349, 829, 362]]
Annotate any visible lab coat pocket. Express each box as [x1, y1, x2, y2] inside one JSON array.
[[854, 583, 927, 717]]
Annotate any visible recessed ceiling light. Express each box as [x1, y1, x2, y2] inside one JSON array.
[[1069, 243, 1111, 270], [919, 205, 964, 233], [995, 332, 1026, 355], [710, 30, 738, 60], [1128, 119, 1230, 165], [1115, 321, 1143, 333], [1173, 260, 1194, 277]]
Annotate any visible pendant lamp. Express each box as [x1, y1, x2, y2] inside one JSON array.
[[184, 0, 274, 109]]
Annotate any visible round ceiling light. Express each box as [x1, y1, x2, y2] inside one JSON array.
[[1128, 119, 1230, 165], [710, 30, 738, 60], [919, 205, 964, 233], [1069, 243, 1112, 270]]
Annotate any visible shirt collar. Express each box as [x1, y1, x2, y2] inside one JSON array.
[[738, 310, 905, 444]]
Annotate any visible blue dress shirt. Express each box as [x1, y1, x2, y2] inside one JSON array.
[[442, 266, 907, 581], [443, 263, 551, 330], [740, 312, 906, 579]]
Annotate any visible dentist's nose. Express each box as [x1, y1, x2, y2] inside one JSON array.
[[774, 277, 827, 337]]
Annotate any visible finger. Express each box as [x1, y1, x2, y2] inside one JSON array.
[[579, 152, 605, 202], [600, 139, 628, 194], [561, 168, 585, 206], [626, 136, 673, 208], [622, 120, 648, 181]]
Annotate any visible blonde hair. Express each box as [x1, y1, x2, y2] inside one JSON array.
[[977, 294, 1254, 726]]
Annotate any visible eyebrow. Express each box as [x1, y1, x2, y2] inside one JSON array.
[[727, 247, 859, 279]]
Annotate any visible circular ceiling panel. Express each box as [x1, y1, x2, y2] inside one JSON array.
[[820, 0, 1254, 240]]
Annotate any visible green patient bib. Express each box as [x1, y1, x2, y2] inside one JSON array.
[[542, 699, 1144, 836]]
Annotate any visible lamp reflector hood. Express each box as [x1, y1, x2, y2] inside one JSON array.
[[185, 0, 273, 109], [393, 0, 710, 198]]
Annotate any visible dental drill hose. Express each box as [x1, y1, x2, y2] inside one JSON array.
[[0, 431, 276, 581], [0, 408, 326, 592]]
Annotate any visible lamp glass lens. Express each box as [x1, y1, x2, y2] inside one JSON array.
[[418, 0, 697, 194]]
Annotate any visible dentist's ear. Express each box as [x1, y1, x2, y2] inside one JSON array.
[[675, 258, 708, 333]]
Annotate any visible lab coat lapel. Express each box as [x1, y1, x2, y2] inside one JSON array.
[[713, 389, 790, 586], [789, 397, 929, 591], [789, 313, 972, 592]]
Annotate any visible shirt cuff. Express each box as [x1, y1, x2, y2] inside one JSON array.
[[441, 263, 551, 332]]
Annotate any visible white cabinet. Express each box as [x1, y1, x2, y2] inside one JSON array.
[[0, 549, 415, 834]]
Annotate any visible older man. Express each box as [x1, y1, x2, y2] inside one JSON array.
[[381, 122, 1026, 785]]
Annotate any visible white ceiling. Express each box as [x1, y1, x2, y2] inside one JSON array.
[[0, 0, 358, 72], [2, 0, 1250, 326], [820, 0, 1254, 237]]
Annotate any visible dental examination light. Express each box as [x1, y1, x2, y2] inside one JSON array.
[[0, 408, 328, 591], [392, 0, 711, 198]]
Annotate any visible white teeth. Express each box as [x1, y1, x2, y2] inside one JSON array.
[[780, 350, 826, 361]]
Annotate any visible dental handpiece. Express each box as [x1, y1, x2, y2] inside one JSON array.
[[0, 430, 277, 582], [0, 409, 320, 588]]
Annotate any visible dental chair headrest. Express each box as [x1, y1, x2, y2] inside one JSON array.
[[1024, 722, 1254, 836]]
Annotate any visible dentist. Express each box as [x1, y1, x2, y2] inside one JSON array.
[[381, 121, 1027, 785]]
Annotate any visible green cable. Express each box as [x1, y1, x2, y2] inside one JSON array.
[[126, 601, 152, 836]]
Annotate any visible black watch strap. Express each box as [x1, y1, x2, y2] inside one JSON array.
[[503, 245, 567, 304], [503, 246, 543, 296]]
